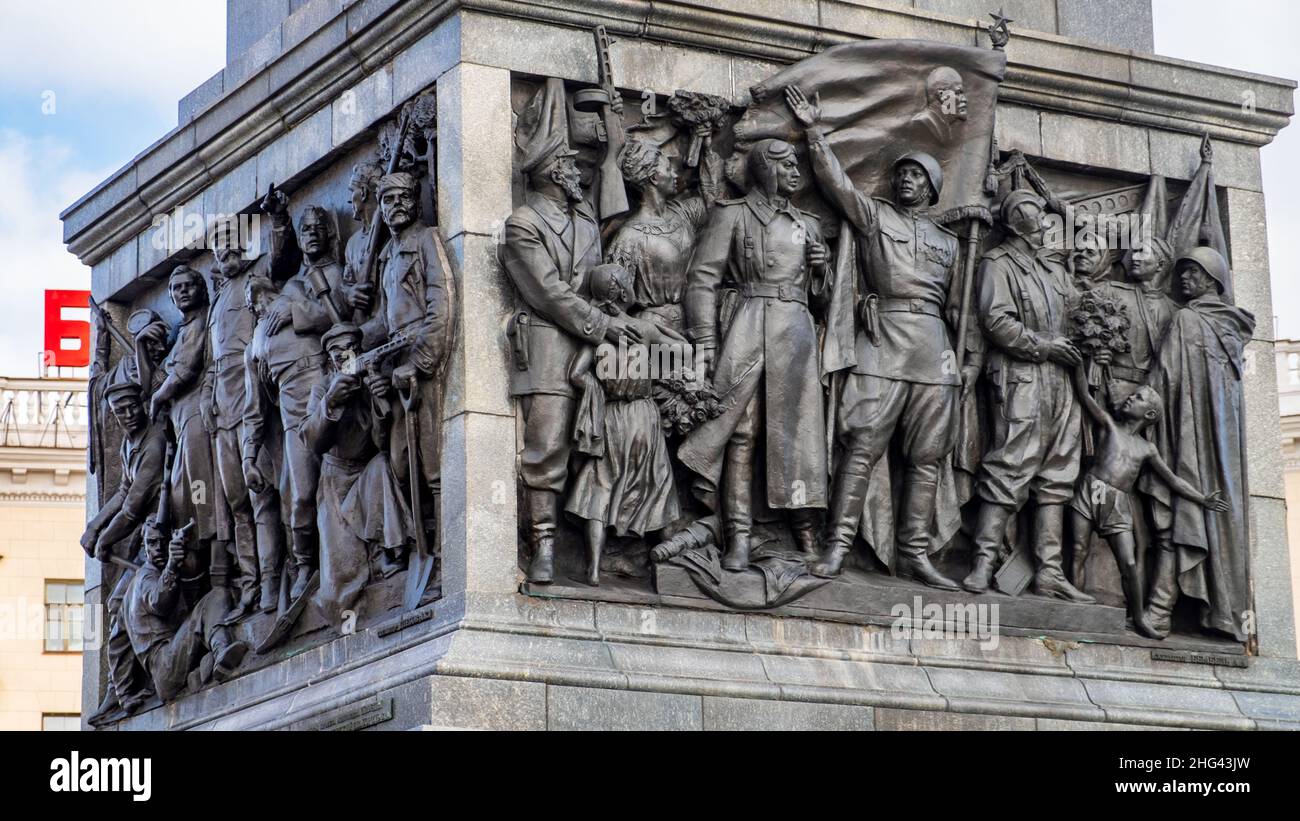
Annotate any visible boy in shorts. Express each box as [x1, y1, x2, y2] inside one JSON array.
[[1069, 367, 1227, 637]]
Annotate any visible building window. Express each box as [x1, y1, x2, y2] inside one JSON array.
[[42, 714, 80, 731], [44, 580, 84, 653], [1289, 352, 1299, 384]]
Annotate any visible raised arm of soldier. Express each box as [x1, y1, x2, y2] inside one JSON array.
[[257, 182, 302, 282], [785, 85, 880, 238]]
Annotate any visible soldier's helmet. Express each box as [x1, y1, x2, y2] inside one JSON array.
[[1177, 245, 1231, 295], [892, 152, 943, 204]]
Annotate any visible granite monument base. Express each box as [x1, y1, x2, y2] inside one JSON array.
[[102, 590, 1299, 731]]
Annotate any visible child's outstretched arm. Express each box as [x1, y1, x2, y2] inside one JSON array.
[[1148, 452, 1229, 511], [1072, 363, 1111, 428]]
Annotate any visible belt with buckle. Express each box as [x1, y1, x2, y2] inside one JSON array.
[[876, 297, 941, 317], [738, 283, 807, 304]]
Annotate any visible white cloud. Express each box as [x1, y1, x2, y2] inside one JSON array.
[[0, 129, 106, 375], [0, 0, 226, 109]]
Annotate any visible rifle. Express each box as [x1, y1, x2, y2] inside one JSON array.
[[575, 25, 629, 221], [339, 325, 420, 416], [346, 106, 414, 324], [89, 296, 132, 351]]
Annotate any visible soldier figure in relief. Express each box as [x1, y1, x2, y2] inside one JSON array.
[[204, 186, 300, 612], [242, 275, 330, 607], [501, 137, 643, 583], [677, 138, 830, 571], [147, 265, 220, 599], [965, 191, 1093, 603], [787, 85, 979, 589], [81, 381, 168, 721]]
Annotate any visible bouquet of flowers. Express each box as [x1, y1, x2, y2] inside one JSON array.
[[668, 90, 730, 167], [1069, 288, 1131, 386], [653, 367, 726, 436]]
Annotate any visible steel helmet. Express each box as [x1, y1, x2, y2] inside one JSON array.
[[1176, 246, 1231, 295], [892, 152, 943, 204]]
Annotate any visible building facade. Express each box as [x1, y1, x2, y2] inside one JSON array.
[[0, 377, 88, 730]]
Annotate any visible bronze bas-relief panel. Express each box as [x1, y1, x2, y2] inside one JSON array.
[[503, 31, 1253, 655]]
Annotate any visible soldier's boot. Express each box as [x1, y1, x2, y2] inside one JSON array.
[[1031, 504, 1095, 603], [1142, 542, 1178, 639], [86, 688, 121, 728], [811, 462, 871, 578], [963, 503, 1011, 593], [525, 489, 557, 584], [211, 627, 250, 684], [1118, 561, 1159, 638], [231, 516, 260, 615], [257, 520, 283, 613], [790, 509, 820, 559], [896, 479, 960, 591], [721, 446, 754, 572], [289, 529, 317, 602]]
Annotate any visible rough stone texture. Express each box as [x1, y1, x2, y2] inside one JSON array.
[[1064, 642, 1223, 688], [1229, 688, 1300, 728], [759, 653, 942, 707], [226, 24, 283, 92], [1036, 718, 1189, 730], [91, 238, 140, 302], [1057, 0, 1154, 53], [135, 126, 198, 199], [676, 0, 820, 28], [201, 155, 259, 221], [440, 233, 514, 419], [425, 675, 547, 730], [94, 592, 1300, 730], [332, 64, 394, 148], [439, 412, 520, 596], [994, 103, 1042, 156], [703, 696, 875, 730], [283, 0, 342, 52], [1130, 56, 1297, 124], [1003, 28, 1132, 86], [461, 13, 596, 86], [1225, 187, 1273, 340], [256, 106, 333, 192], [925, 667, 1100, 719], [1148, 128, 1264, 192], [436, 64, 513, 242], [179, 71, 226, 127], [1039, 111, 1150, 175], [547, 686, 703, 730], [228, 0, 292, 65], [875, 707, 1036, 730], [393, 15, 461, 104], [914, 0, 1055, 33], [820, 0, 974, 46], [610, 40, 737, 102], [1080, 677, 1252, 728], [1250, 496, 1298, 659]]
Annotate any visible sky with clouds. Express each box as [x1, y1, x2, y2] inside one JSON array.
[[0, 0, 1296, 377]]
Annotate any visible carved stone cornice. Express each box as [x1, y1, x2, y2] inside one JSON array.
[[62, 0, 1295, 274]]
